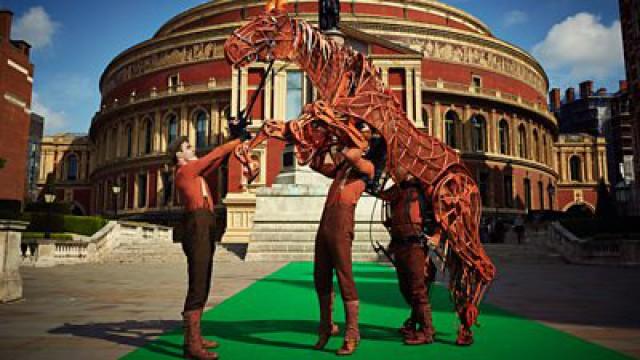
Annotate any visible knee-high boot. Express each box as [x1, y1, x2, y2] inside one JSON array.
[[183, 310, 218, 359], [314, 293, 340, 350], [336, 300, 360, 356], [404, 303, 434, 345]]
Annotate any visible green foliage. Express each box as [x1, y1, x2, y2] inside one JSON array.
[[26, 213, 107, 236], [63, 215, 108, 236], [22, 232, 73, 240]]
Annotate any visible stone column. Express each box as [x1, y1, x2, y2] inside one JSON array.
[[462, 105, 471, 152], [414, 68, 424, 129], [0, 220, 27, 303], [154, 110, 162, 153], [489, 109, 497, 154], [132, 116, 140, 157], [432, 102, 441, 138], [586, 151, 594, 182], [405, 68, 414, 122]]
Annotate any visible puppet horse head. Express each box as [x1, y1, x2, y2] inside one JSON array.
[[224, 0, 295, 68]]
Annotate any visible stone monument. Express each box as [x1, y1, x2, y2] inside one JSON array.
[[0, 220, 27, 303]]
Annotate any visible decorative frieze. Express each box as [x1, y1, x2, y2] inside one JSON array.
[[103, 40, 226, 94], [391, 35, 546, 95]]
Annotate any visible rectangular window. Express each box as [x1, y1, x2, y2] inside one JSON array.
[[472, 75, 482, 89], [138, 173, 147, 208], [286, 71, 303, 121], [503, 175, 513, 208], [168, 74, 179, 89]]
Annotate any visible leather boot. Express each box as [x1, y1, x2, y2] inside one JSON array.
[[404, 304, 434, 345], [314, 294, 340, 350], [398, 314, 415, 337], [183, 310, 218, 359], [456, 325, 474, 346], [182, 310, 219, 350], [336, 301, 360, 356], [196, 309, 219, 349]]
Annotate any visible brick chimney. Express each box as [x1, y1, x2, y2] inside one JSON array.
[[619, 80, 628, 92], [549, 88, 561, 112], [0, 9, 13, 43], [579, 80, 593, 99], [565, 87, 575, 103]]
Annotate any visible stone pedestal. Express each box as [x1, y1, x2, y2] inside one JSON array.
[[0, 220, 27, 303], [245, 150, 390, 261]]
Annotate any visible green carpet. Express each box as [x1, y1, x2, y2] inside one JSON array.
[[122, 262, 632, 360]]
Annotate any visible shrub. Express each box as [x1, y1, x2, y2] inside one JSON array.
[[63, 215, 107, 236], [25, 213, 107, 236], [22, 232, 73, 240]]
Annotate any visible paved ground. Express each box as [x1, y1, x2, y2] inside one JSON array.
[[1, 257, 639, 359]]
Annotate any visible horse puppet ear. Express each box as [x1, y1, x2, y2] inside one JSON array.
[[265, 0, 286, 12]]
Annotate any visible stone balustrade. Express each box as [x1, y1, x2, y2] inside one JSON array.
[[547, 222, 640, 265], [20, 221, 173, 267]]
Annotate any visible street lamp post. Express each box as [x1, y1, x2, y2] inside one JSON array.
[[111, 184, 121, 218], [43, 192, 56, 239]]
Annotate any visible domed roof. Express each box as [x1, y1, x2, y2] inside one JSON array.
[[154, 0, 493, 39]]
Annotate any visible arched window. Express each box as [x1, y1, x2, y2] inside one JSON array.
[[444, 110, 458, 148], [532, 129, 539, 161], [126, 124, 133, 158], [518, 124, 527, 159], [195, 111, 208, 149], [499, 119, 509, 155], [570, 156, 582, 181], [66, 154, 78, 181], [542, 136, 547, 164], [167, 114, 178, 146], [144, 118, 153, 154], [471, 114, 486, 152]]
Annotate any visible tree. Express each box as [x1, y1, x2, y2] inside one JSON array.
[[595, 178, 615, 220]]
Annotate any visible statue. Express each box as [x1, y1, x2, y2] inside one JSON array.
[[319, 0, 340, 31]]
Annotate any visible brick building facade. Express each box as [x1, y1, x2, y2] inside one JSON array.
[[619, 0, 640, 213], [41, 1, 569, 241], [0, 10, 34, 211]]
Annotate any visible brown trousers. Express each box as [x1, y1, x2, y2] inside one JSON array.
[[391, 241, 435, 323], [182, 209, 218, 312], [314, 203, 358, 302]]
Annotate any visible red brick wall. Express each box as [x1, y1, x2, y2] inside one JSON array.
[[103, 60, 232, 104], [421, 60, 546, 106], [148, 168, 158, 208], [0, 25, 34, 206]]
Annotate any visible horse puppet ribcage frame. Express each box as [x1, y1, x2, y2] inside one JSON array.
[[224, 1, 496, 344]]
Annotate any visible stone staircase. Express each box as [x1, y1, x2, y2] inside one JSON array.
[[483, 228, 563, 264], [100, 242, 246, 264]]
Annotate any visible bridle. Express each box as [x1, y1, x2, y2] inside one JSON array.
[[230, 13, 294, 128]]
